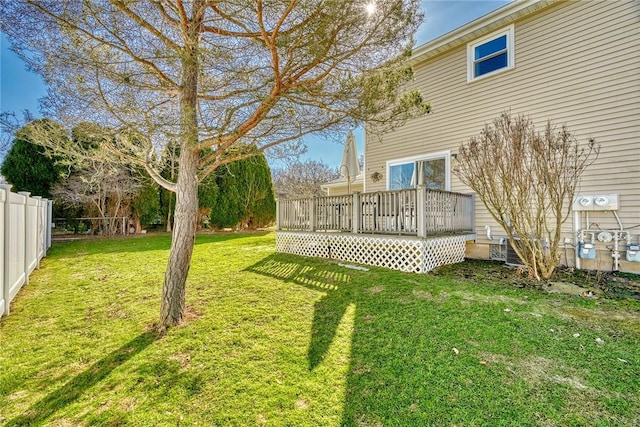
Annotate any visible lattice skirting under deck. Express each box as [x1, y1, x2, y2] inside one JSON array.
[[275, 232, 467, 273]]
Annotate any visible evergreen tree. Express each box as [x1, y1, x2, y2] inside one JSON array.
[[201, 153, 275, 230], [131, 177, 161, 229], [245, 154, 276, 229], [1, 136, 63, 198]]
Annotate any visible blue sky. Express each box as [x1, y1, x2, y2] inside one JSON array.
[[0, 0, 510, 168]]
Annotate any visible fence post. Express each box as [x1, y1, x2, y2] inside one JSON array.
[[352, 192, 360, 234], [417, 185, 426, 238], [32, 196, 42, 269], [46, 199, 52, 250], [0, 185, 8, 316], [18, 192, 31, 285], [3, 185, 21, 316], [1, 184, 13, 316]]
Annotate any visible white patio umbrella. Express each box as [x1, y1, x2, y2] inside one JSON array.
[[340, 130, 361, 194]]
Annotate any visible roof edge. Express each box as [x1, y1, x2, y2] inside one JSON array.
[[410, 0, 559, 65], [320, 175, 365, 189]]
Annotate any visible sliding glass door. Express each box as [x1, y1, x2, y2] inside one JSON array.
[[388, 152, 450, 191]]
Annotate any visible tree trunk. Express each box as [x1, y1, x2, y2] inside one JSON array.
[[166, 149, 175, 232], [159, 13, 202, 327], [160, 148, 199, 326]]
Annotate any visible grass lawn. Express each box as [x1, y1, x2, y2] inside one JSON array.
[[1, 232, 639, 426]]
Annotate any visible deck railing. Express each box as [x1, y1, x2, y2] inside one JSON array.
[[277, 186, 474, 237]]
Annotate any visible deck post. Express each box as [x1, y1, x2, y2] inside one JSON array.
[[417, 185, 426, 238], [275, 198, 280, 231], [352, 192, 361, 234], [309, 197, 316, 232]]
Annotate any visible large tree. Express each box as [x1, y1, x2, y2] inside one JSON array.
[[1, 135, 63, 198], [201, 151, 276, 229], [1, 0, 428, 328], [47, 121, 160, 234], [51, 161, 146, 234]]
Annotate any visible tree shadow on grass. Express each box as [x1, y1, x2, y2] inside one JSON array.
[[7, 331, 159, 427], [246, 254, 354, 370], [245, 254, 550, 425]]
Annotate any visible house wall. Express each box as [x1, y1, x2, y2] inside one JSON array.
[[364, 0, 640, 272], [323, 181, 364, 196]]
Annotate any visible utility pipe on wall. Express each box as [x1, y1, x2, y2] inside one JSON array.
[[574, 211, 581, 270]]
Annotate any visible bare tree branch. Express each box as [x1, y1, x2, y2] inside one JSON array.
[[1, 0, 427, 328]]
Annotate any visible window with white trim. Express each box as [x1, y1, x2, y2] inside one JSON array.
[[467, 25, 514, 82], [387, 152, 451, 191]]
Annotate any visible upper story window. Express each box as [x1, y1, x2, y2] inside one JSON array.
[[387, 151, 451, 191], [467, 25, 515, 82]]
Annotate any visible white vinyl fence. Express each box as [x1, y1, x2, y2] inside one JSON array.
[[1, 184, 52, 317]]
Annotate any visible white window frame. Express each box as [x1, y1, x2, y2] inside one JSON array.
[[386, 150, 451, 191], [467, 24, 515, 83]]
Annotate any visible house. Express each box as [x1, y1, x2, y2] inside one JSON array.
[[276, 0, 639, 275], [362, 0, 640, 273], [320, 174, 364, 196]]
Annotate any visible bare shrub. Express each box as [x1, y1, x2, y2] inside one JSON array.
[[455, 112, 599, 280]]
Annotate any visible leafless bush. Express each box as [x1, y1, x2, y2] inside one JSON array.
[[455, 112, 599, 280]]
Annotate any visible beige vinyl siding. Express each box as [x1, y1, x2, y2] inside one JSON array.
[[365, 0, 640, 270]]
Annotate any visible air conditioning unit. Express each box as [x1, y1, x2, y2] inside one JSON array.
[[489, 243, 507, 262], [505, 239, 525, 266]]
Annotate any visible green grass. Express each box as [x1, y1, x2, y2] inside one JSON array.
[[1, 232, 639, 426]]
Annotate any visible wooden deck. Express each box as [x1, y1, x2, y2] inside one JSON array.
[[277, 187, 475, 237], [275, 187, 476, 273]]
